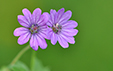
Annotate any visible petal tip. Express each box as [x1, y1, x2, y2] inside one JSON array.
[[71, 40, 75, 44], [22, 8, 31, 16], [50, 9, 55, 12], [40, 46, 47, 49], [35, 8, 41, 10], [50, 9, 56, 14], [40, 43, 47, 49], [51, 41, 57, 45], [32, 46, 38, 51], [13, 29, 17, 36], [40, 40, 47, 49], [74, 29, 78, 36], [22, 8, 28, 12], [62, 45, 69, 48], [17, 40, 24, 45], [67, 10, 72, 16], [33, 8, 42, 13], [41, 47, 47, 49], [59, 8, 65, 12], [76, 29, 78, 34], [74, 21, 78, 27], [22, 8, 28, 14]]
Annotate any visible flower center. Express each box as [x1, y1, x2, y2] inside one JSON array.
[[30, 24, 40, 34], [52, 23, 62, 34]]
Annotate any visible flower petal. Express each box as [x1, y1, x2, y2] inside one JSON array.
[[50, 9, 56, 23], [56, 8, 65, 23], [32, 8, 42, 24], [51, 33, 57, 45], [18, 15, 30, 27], [37, 12, 49, 26], [39, 25, 47, 31], [18, 32, 31, 45], [46, 28, 53, 40], [60, 33, 75, 44], [14, 27, 29, 36], [58, 10, 72, 25], [46, 12, 53, 26], [38, 29, 49, 39], [62, 20, 78, 28], [58, 35, 69, 48], [46, 22, 52, 27], [61, 29, 78, 36], [22, 8, 31, 24], [36, 34, 47, 49], [30, 34, 38, 51]]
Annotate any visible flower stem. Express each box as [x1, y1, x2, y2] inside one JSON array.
[[30, 50, 36, 70], [10, 45, 30, 65]]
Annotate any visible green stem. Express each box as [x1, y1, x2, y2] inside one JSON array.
[[31, 50, 36, 70], [10, 45, 30, 65]]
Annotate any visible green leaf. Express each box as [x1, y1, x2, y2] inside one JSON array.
[[9, 61, 30, 71], [0, 66, 10, 71]]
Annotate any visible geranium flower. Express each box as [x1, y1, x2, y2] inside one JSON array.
[[47, 8, 78, 48], [14, 8, 48, 51]]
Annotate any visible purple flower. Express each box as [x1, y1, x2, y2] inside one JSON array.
[[47, 8, 78, 48], [14, 8, 48, 51]]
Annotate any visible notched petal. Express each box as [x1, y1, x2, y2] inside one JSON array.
[[22, 8, 31, 24], [18, 15, 30, 27], [60, 34, 75, 44], [36, 34, 47, 49], [32, 8, 42, 24], [51, 33, 57, 45], [37, 12, 49, 26], [30, 34, 38, 51], [61, 29, 78, 36], [14, 27, 29, 36], [58, 36, 69, 48], [50, 9, 56, 23], [18, 32, 31, 45], [62, 20, 78, 28], [59, 10, 72, 25]]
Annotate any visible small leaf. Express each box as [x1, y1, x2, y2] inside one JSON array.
[[9, 61, 30, 71]]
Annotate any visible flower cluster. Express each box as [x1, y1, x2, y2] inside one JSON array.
[[14, 8, 78, 51]]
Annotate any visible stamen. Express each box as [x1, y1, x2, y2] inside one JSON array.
[[52, 23, 62, 34], [30, 24, 40, 34]]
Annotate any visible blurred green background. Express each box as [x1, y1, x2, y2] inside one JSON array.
[[0, 0, 113, 71]]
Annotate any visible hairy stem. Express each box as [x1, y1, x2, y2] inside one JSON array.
[[10, 45, 30, 65], [31, 50, 36, 70]]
